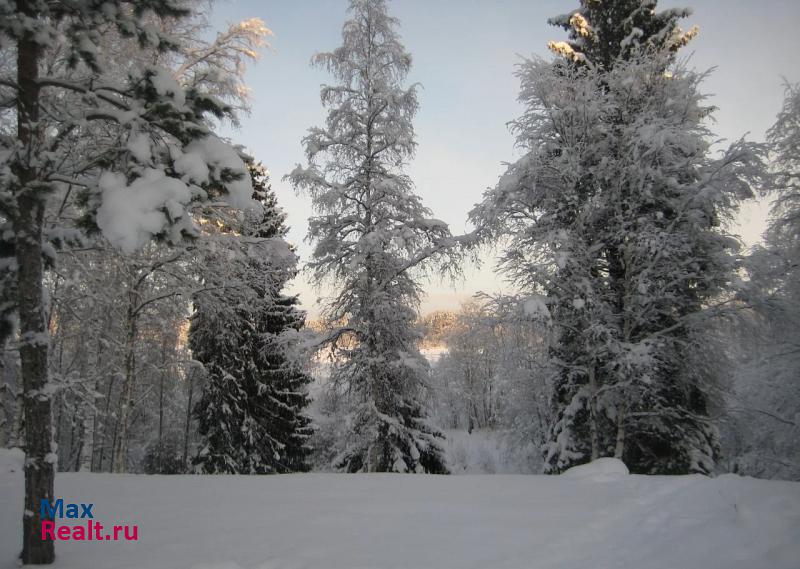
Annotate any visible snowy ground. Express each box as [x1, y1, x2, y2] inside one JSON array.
[[1, 455, 798, 569]]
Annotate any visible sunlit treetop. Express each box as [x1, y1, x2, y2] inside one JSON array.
[[548, 0, 698, 68]]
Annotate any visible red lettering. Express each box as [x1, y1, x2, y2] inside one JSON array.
[[41, 520, 55, 540], [124, 525, 138, 541], [57, 526, 70, 540], [73, 525, 86, 540], [113, 525, 122, 540]]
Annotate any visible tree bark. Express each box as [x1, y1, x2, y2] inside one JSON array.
[[157, 340, 167, 473], [0, 342, 8, 446], [11, 385, 24, 448], [15, 4, 55, 561], [614, 403, 627, 460], [99, 369, 117, 471], [182, 367, 195, 470], [588, 364, 600, 461], [112, 297, 137, 473], [85, 371, 101, 472]]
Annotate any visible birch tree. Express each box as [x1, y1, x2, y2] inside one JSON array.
[[288, 0, 458, 473]]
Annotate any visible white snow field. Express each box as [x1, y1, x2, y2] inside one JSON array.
[[1, 456, 798, 569]]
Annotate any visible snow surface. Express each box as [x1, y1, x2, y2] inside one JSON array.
[[1, 458, 798, 569]]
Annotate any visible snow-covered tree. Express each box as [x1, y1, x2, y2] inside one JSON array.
[[722, 82, 800, 480], [288, 0, 459, 473], [0, 1, 257, 561], [429, 297, 552, 472], [720, 309, 800, 480], [433, 302, 502, 433], [763, 82, 800, 281], [192, 164, 313, 474], [471, 35, 765, 474], [547, 0, 695, 69]]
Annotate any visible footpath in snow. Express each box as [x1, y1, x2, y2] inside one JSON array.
[[0, 454, 798, 569]]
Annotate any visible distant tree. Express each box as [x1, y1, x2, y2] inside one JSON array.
[[142, 433, 185, 475], [763, 82, 800, 279], [288, 0, 460, 473], [192, 164, 313, 474], [723, 82, 800, 480]]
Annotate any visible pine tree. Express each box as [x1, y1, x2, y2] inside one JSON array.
[[288, 0, 457, 473], [0, 2, 255, 562], [191, 164, 313, 474], [471, 6, 765, 474]]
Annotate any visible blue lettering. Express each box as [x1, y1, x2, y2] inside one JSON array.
[[40, 498, 62, 519], [39, 499, 93, 519]]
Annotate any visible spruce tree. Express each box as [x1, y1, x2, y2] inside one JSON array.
[[548, 0, 695, 69], [288, 0, 456, 473], [191, 164, 313, 474], [472, 2, 765, 474], [547, 0, 735, 475], [547, 1, 706, 475]]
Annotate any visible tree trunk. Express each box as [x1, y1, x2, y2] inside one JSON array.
[[0, 340, 7, 446], [157, 341, 166, 473], [182, 367, 195, 470], [11, 385, 24, 448], [88, 322, 107, 471], [614, 403, 627, 460], [112, 300, 137, 473], [52, 396, 62, 470], [84, 376, 100, 472], [71, 409, 84, 472], [99, 358, 121, 472], [587, 364, 599, 461], [15, 6, 55, 561]]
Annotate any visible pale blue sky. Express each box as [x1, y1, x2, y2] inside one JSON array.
[[211, 0, 800, 316]]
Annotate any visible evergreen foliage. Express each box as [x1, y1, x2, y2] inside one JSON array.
[[548, 0, 695, 68], [471, 2, 766, 475], [192, 164, 313, 474]]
